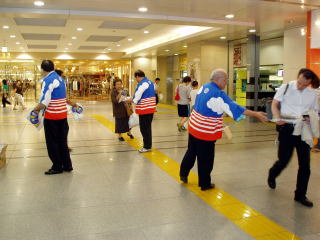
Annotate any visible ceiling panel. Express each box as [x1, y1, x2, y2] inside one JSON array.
[[86, 35, 125, 42], [27, 44, 57, 49], [22, 33, 61, 40], [78, 46, 106, 50], [14, 18, 67, 27], [99, 21, 149, 30]]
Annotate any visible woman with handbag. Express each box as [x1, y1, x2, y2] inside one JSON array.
[[111, 78, 134, 141], [176, 76, 192, 132], [2, 79, 11, 108]]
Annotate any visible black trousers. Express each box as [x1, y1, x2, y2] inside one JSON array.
[[269, 124, 311, 199], [139, 113, 154, 149], [2, 95, 11, 107], [44, 118, 72, 171], [180, 134, 216, 188]]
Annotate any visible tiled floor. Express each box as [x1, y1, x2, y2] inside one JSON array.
[[0, 101, 319, 240]]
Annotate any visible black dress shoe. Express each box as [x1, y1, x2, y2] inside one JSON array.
[[45, 169, 63, 175], [294, 197, 314, 208], [180, 176, 188, 184], [201, 183, 215, 191], [267, 176, 276, 189], [118, 137, 125, 141], [127, 133, 134, 139]]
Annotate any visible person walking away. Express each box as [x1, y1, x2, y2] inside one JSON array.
[[177, 76, 192, 131], [2, 80, 11, 108], [180, 69, 268, 191], [268, 68, 320, 207], [13, 80, 26, 110], [111, 78, 134, 141], [189, 80, 199, 110], [128, 70, 156, 153], [154, 78, 160, 105], [33, 60, 73, 175]]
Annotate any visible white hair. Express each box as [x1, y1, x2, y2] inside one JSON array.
[[210, 69, 228, 81]]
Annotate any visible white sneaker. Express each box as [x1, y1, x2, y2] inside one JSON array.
[[138, 148, 152, 153]]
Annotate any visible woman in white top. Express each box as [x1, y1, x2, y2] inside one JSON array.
[[176, 76, 192, 132], [189, 80, 199, 109]]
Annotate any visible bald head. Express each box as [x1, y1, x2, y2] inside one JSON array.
[[210, 69, 228, 89]]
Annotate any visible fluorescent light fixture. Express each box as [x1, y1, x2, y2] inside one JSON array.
[[225, 14, 234, 19], [220, 36, 226, 39], [76, 27, 83, 31], [10, 35, 16, 38], [34, 1, 44, 6], [3, 25, 9, 29], [138, 7, 148, 12], [95, 54, 111, 60], [125, 26, 213, 55], [144, 30, 150, 34], [16, 42, 21, 45], [56, 54, 74, 60], [249, 29, 256, 33], [1, 47, 8, 53], [72, 36, 77, 40], [128, 38, 133, 41], [16, 53, 33, 60]]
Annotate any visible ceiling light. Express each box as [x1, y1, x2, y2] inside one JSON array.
[[68, 43, 72, 46], [34, 1, 44, 6], [16, 42, 21, 45], [96, 54, 111, 60], [116, 44, 121, 47], [225, 14, 234, 19], [3, 25, 9, 29], [72, 36, 77, 40], [144, 30, 149, 34], [301, 5, 305, 9], [301, 0, 304, 3], [183, 45, 187, 48], [17, 53, 33, 60], [174, 53, 179, 56], [10, 35, 16, 38], [301, 28, 306, 36], [64, 48, 69, 50], [220, 36, 226, 39], [128, 38, 133, 41], [164, 49, 170, 52], [316, 21, 320, 26], [108, 48, 112, 51], [138, 7, 148, 12], [56, 54, 74, 60], [76, 27, 83, 31], [249, 29, 256, 33]]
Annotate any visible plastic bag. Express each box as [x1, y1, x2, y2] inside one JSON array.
[[129, 113, 139, 128], [26, 109, 44, 131], [67, 103, 84, 120]]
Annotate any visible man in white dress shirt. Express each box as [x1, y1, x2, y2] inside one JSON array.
[[268, 68, 320, 207]]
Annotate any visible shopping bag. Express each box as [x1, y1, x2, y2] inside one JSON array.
[[129, 113, 139, 128], [26, 109, 44, 131], [67, 103, 84, 120]]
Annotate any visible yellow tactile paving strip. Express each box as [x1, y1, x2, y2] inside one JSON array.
[[92, 114, 301, 240]]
